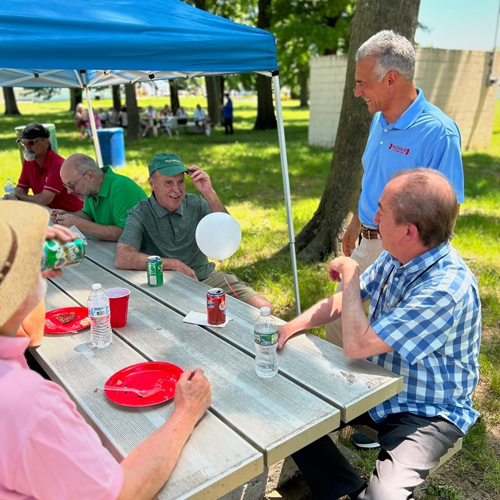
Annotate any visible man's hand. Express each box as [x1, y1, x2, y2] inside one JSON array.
[[167, 259, 198, 280], [50, 209, 66, 224], [173, 368, 211, 423], [277, 323, 300, 350], [42, 225, 79, 279], [342, 221, 361, 257], [328, 257, 360, 283], [53, 213, 79, 228], [3, 192, 19, 200], [188, 166, 214, 196]]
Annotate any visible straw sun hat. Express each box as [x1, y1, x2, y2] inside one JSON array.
[[0, 201, 48, 328]]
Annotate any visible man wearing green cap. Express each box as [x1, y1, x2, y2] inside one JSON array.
[[115, 153, 272, 309]]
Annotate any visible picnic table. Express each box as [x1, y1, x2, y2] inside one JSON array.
[[163, 116, 209, 136], [31, 240, 403, 499]]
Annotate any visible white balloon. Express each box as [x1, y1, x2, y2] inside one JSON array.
[[195, 213, 242, 260]]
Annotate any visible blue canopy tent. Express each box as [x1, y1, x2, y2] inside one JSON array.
[[0, 0, 301, 311]]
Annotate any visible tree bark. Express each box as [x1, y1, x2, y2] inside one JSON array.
[[69, 88, 83, 112], [206, 76, 221, 126], [299, 68, 308, 108], [112, 85, 121, 112], [169, 80, 180, 115], [254, 0, 277, 130], [125, 83, 140, 140], [3, 87, 21, 115], [294, 0, 421, 262]]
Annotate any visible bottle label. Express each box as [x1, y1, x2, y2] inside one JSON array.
[[89, 305, 110, 317], [254, 331, 278, 346]]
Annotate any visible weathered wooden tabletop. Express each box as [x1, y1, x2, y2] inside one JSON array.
[[31, 240, 402, 499]]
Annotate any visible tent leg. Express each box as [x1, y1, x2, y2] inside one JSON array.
[[273, 75, 301, 315], [84, 86, 104, 168]]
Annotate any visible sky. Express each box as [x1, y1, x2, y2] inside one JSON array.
[[416, 0, 500, 51]]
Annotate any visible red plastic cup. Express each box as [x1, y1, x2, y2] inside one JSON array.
[[104, 288, 131, 328]]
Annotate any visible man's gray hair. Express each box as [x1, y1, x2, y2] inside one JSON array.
[[68, 154, 101, 175], [356, 30, 415, 82], [389, 168, 459, 247]]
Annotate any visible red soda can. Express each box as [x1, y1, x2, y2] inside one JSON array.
[[207, 288, 226, 325]]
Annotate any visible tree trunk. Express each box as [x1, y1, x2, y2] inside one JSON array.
[[3, 87, 21, 115], [299, 68, 308, 108], [112, 85, 121, 112], [169, 80, 180, 115], [294, 0, 421, 262], [125, 83, 140, 140], [254, 0, 277, 130], [69, 88, 83, 112], [206, 76, 221, 126]]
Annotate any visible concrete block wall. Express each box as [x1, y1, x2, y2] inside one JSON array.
[[309, 48, 500, 151], [308, 55, 348, 148]]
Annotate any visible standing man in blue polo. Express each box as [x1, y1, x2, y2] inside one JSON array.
[[327, 30, 465, 352]]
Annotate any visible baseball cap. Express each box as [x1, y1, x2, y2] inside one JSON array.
[[17, 123, 50, 143], [148, 153, 188, 177]]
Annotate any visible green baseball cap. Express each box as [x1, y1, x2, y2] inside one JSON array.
[[148, 153, 187, 176]]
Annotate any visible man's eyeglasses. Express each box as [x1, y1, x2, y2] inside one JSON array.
[[19, 138, 41, 147], [63, 170, 89, 191]]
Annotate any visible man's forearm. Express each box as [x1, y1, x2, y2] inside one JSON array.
[[73, 218, 123, 241], [14, 188, 54, 206], [285, 294, 342, 337], [204, 190, 228, 214], [118, 409, 199, 500]]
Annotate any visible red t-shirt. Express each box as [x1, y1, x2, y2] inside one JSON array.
[[17, 150, 83, 212]]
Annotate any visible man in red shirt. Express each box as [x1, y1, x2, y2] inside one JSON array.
[[6, 123, 83, 212]]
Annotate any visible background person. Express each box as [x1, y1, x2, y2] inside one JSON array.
[[222, 94, 233, 135], [3, 123, 83, 212], [193, 104, 211, 135], [51, 154, 147, 241], [0, 201, 212, 500], [115, 153, 272, 310], [278, 169, 480, 500]]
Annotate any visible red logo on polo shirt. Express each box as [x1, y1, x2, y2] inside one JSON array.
[[388, 143, 410, 156]]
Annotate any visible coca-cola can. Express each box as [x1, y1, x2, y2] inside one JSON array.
[[207, 288, 226, 325]]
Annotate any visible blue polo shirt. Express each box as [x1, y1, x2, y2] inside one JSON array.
[[358, 89, 464, 226]]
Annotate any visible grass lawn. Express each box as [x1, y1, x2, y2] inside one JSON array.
[[1, 95, 499, 499]]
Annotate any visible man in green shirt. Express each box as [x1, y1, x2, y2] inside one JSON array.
[[115, 153, 272, 310], [52, 154, 147, 241]]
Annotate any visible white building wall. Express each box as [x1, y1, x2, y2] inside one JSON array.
[[308, 48, 500, 151]]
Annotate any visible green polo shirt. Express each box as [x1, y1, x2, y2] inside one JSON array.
[[119, 193, 215, 280], [82, 166, 147, 228]]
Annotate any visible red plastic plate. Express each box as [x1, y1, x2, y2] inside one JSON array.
[[45, 307, 90, 334], [103, 361, 184, 407]]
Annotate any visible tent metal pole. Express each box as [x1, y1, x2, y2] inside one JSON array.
[[273, 74, 301, 314], [84, 85, 104, 168]]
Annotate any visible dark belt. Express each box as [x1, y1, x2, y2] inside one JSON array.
[[361, 228, 380, 240]]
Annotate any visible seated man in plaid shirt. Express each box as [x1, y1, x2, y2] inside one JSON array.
[[278, 168, 481, 500]]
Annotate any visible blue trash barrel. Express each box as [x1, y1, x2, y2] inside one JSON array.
[[97, 128, 125, 168]]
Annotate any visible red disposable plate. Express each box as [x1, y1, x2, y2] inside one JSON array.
[[45, 307, 90, 334], [103, 361, 184, 408]]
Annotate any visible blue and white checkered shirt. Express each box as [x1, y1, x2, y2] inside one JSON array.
[[360, 242, 481, 434]]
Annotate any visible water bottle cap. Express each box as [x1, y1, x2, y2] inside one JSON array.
[[92, 283, 102, 290], [260, 306, 271, 316]]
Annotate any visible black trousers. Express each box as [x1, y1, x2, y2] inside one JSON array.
[[292, 412, 463, 500], [224, 117, 233, 134]]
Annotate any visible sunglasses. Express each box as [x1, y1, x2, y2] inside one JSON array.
[[19, 138, 41, 147]]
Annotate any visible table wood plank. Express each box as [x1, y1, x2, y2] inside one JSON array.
[[34, 282, 263, 500], [48, 260, 341, 466], [85, 241, 403, 421]]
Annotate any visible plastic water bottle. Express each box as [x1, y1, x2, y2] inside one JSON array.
[[88, 283, 113, 349], [4, 178, 14, 196], [254, 307, 279, 378]]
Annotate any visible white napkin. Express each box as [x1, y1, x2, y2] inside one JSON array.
[[183, 311, 232, 328], [70, 225, 88, 245]]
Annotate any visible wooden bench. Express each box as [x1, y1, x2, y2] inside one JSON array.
[[352, 424, 463, 472]]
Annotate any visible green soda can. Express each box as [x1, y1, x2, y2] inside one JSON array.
[[147, 256, 163, 286], [41, 238, 86, 271]]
